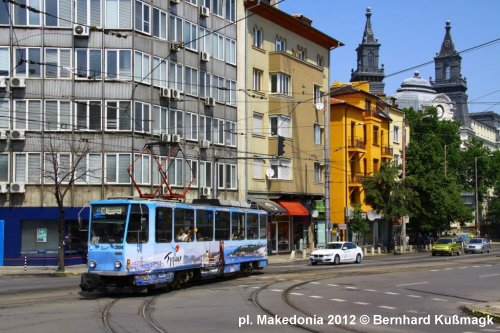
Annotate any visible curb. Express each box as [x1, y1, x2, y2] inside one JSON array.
[[463, 305, 500, 323]]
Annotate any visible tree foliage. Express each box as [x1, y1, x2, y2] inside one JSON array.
[[349, 204, 370, 245]]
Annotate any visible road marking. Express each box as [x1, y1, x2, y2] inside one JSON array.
[[327, 284, 338, 287], [396, 282, 429, 287], [458, 301, 473, 305], [479, 273, 500, 278], [290, 292, 303, 296], [384, 292, 400, 295], [364, 289, 378, 292], [478, 329, 500, 332], [407, 295, 423, 298], [353, 302, 370, 305], [309, 295, 323, 299], [406, 310, 419, 314], [443, 268, 453, 270], [378, 305, 396, 310], [430, 269, 440, 272], [271, 289, 283, 292], [472, 265, 481, 268], [309, 282, 320, 285], [431, 298, 448, 302], [345, 286, 358, 290], [458, 266, 468, 269], [330, 298, 346, 302], [483, 264, 492, 267]]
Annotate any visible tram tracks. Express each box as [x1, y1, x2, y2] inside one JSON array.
[[101, 295, 167, 333]]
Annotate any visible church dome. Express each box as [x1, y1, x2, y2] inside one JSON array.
[[394, 71, 438, 110]]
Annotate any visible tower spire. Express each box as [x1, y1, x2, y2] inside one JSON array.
[[362, 7, 377, 44], [437, 21, 457, 57]]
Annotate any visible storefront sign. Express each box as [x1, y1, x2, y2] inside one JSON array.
[[37, 228, 47, 242]]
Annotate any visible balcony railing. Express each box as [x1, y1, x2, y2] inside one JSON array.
[[381, 146, 393, 156], [349, 174, 363, 184], [348, 137, 366, 150]]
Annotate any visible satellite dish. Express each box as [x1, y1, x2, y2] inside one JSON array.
[[314, 102, 324, 111], [265, 168, 275, 178]]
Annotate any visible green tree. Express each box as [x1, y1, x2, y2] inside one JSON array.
[[405, 108, 473, 234], [349, 204, 370, 245]]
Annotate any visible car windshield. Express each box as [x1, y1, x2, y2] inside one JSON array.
[[469, 239, 482, 244], [90, 204, 128, 244], [325, 243, 343, 249], [435, 239, 452, 244]]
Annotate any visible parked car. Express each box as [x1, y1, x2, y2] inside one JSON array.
[[464, 238, 491, 254], [309, 242, 363, 265], [431, 237, 462, 256]]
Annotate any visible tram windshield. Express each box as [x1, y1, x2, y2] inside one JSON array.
[[90, 204, 128, 244]]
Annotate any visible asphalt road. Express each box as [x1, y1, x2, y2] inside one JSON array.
[[0, 250, 498, 333]]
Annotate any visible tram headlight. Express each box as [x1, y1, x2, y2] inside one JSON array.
[[114, 260, 122, 269], [89, 261, 97, 268]]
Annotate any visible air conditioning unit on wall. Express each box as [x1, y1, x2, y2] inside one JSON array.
[[170, 89, 181, 100], [200, 51, 210, 62], [73, 24, 90, 37], [200, 186, 211, 196], [0, 183, 8, 194], [204, 97, 215, 107], [10, 77, 26, 89], [200, 139, 211, 149], [10, 129, 25, 140], [200, 6, 210, 17], [160, 87, 171, 98], [10, 182, 26, 194]]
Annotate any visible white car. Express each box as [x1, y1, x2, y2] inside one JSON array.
[[309, 242, 363, 265]]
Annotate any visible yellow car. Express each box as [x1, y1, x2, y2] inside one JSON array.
[[432, 237, 462, 256]]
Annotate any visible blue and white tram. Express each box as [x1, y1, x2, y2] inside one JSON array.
[[80, 198, 268, 292]]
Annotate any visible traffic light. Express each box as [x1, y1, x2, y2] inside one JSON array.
[[277, 135, 285, 156]]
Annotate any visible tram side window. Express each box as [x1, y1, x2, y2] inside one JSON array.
[[215, 211, 230, 240], [127, 204, 149, 244], [259, 214, 268, 240], [247, 213, 258, 240], [231, 212, 245, 240], [174, 208, 195, 242], [197, 209, 214, 241], [155, 207, 173, 243]]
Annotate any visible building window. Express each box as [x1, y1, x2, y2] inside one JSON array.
[[134, 101, 151, 133], [199, 71, 211, 98], [253, 27, 262, 48], [393, 125, 400, 143], [133, 154, 151, 185], [0, 47, 9, 76], [184, 66, 199, 96], [212, 76, 225, 103], [186, 160, 198, 187], [15, 48, 41, 78], [105, 153, 131, 184], [184, 112, 198, 141], [275, 36, 286, 52], [314, 123, 321, 145], [14, 100, 41, 130], [225, 164, 236, 189], [45, 0, 71, 27], [199, 27, 211, 53], [0, 100, 10, 128], [252, 159, 263, 179], [225, 121, 236, 146], [314, 162, 323, 183], [253, 68, 262, 92], [75, 48, 102, 79], [199, 161, 212, 188], [270, 158, 291, 180], [168, 109, 184, 137], [225, 37, 236, 65], [227, 80, 236, 106], [44, 152, 72, 184], [169, 14, 183, 42], [199, 115, 212, 142], [184, 20, 198, 51], [15, 152, 41, 183], [444, 65, 451, 80], [45, 100, 72, 131], [76, 101, 102, 130], [0, 3, 11, 25], [166, 158, 184, 187], [105, 49, 132, 80], [134, 51, 151, 84], [14, 0, 40, 26], [253, 113, 263, 135], [134, 0, 151, 34], [317, 54, 324, 68], [213, 118, 224, 145], [313, 85, 322, 104], [270, 72, 290, 95], [75, 154, 102, 184], [296, 46, 306, 60], [212, 0, 223, 16], [151, 56, 166, 87], [225, 0, 236, 22], [45, 48, 71, 78], [151, 105, 167, 136], [212, 32, 224, 60], [152, 7, 167, 39], [106, 101, 131, 131], [0, 153, 8, 182], [76, 0, 102, 27], [373, 126, 379, 146], [105, 0, 132, 29], [169, 62, 183, 91], [365, 100, 371, 112], [368, 51, 374, 68], [270, 115, 291, 138]]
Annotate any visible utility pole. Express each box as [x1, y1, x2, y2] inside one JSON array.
[[401, 115, 407, 253], [324, 95, 331, 243], [474, 156, 479, 237]]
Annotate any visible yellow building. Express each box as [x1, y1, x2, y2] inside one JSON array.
[[240, 1, 342, 253], [329, 82, 396, 243]]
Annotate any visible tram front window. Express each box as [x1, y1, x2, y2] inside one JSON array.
[[90, 205, 127, 244]]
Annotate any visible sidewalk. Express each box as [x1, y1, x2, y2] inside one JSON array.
[[463, 303, 500, 323]]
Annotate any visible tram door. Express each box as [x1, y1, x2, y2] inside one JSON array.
[[270, 221, 290, 254]]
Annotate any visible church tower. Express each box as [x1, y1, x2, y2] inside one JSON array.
[[350, 8, 385, 95], [432, 21, 470, 126]]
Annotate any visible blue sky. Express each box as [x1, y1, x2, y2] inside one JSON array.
[[279, 0, 500, 114]]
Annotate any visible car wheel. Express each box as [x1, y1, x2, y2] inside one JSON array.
[[355, 254, 362, 264], [311, 262, 318, 266], [334, 255, 340, 265]]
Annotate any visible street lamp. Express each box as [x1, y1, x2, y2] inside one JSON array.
[[474, 155, 492, 237]]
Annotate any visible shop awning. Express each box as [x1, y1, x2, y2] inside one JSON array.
[[248, 198, 287, 215], [277, 201, 309, 216]]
